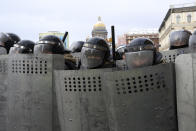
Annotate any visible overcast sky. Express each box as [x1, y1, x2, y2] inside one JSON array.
[[0, 0, 195, 47]]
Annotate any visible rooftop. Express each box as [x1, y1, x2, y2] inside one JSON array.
[[159, 3, 196, 32], [170, 3, 196, 8], [127, 28, 158, 35]]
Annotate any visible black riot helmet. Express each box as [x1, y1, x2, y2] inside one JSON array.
[[34, 35, 65, 54], [124, 37, 162, 69], [81, 37, 110, 69], [9, 40, 35, 54], [0, 32, 21, 53], [70, 41, 84, 53], [169, 30, 192, 50], [189, 30, 196, 52]]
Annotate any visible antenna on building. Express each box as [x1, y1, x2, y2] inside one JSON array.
[[62, 31, 68, 43], [111, 26, 116, 62]]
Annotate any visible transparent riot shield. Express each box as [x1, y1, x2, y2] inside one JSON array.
[[71, 52, 81, 67], [54, 69, 111, 131], [116, 60, 127, 70], [0, 55, 8, 131], [6, 54, 64, 131], [161, 48, 189, 63], [71, 52, 81, 60], [175, 54, 196, 131], [104, 63, 177, 131]]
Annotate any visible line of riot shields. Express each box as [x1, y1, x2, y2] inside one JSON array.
[[0, 54, 178, 131], [0, 50, 191, 131], [0, 29, 195, 131]]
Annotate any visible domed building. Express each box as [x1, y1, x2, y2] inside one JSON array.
[[92, 16, 108, 40]]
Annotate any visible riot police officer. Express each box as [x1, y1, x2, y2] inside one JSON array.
[[70, 41, 84, 53], [34, 35, 76, 70], [80, 37, 111, 69], [169, 30, 192, 50], [189, 30, 196, 52], [124, 37, 162, 69], [0, 32, 21, 54], [34, 35, 66, 54], [9, 40, 35, 54]]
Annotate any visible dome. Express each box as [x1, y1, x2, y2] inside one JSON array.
[[92, 16, 108, 40], [93, 16, 106, 30]]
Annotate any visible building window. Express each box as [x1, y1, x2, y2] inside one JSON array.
[[176, 15, 181, 24], [187, 14, 192, 23]]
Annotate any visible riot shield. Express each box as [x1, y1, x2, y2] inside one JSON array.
[[71, 52, 81, 59], [104, 63, 177, 131], [71, 52, 81, 67], [161, 48, 189, 63], [116, 60, 127, 70], [175, 54, 196, 131], [54, 69, 111, 131], [6, 54, 64, 131], [0, 55, 8, 131]]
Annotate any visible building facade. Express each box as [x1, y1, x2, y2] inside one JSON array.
[[117, 29, 159, 50], [159, 3, 196, 51], [39, 31, 69, 48], [92, 16, 108, 40]]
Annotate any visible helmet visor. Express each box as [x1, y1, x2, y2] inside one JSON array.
[[170, 31, 191, 47], [81, 47, 105, 69], [34, 44, 53, 54], [125, 44, 154, 52], [125, 50, 154, 69], [9, 45, 33, 54], [83, 42, 108, 51]]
